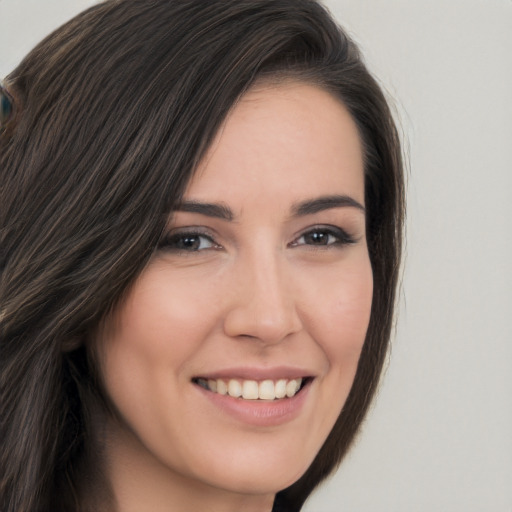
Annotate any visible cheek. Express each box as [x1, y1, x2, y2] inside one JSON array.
[[334, 268, 373, 349], [332, 262, 373, 374], [102, 266, 221, 369], [95, 263, 228, 422], [304, 255, 373, 359], [94, 278, 188, 420], [291, 256, 373, 456], [305, 254, 373, 412]]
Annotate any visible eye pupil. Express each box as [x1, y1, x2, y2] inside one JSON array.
[[305, 231, 328, 245], [181, 235, 200, 249]]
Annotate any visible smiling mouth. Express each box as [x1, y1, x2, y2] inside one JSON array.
[[192, 377, 311, 401]]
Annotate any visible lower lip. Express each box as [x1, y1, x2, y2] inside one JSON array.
[[195, 381, 311, 427]]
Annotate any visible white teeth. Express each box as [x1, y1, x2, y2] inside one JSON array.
[[197, 377, 304, 400], [216, 380, 228, 395], [242, 380, 259, 400], [228, 379, 242, 398], [286, 379, 301, 397], [259, 379, 275, 400], [275, 379, 287, 399]]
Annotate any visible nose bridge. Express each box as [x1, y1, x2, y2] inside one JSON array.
[[223, 245, 301, 343]]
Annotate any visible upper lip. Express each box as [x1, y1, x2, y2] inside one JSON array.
[[193, 366, 315, 381]]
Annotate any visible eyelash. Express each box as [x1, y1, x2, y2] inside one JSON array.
[[290, 225, 356, 248], [158, 225, 356, 254], [158, 230, 219, 253]]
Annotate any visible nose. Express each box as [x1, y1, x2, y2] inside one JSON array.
[[223, 252, 302, 345]]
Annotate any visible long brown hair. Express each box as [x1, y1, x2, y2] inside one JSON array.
[[0, 1, 405, 511]]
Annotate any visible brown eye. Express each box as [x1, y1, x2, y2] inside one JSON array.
[[174, 234, 206, 251], [158, 231, 219, 252], [291, 226, 356, 248], [303, 231, 331, 245]]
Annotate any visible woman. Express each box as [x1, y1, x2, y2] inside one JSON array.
[[0, 1, 404, 511]]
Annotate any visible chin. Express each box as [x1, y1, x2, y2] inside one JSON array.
[[172, 429, 321, 496]]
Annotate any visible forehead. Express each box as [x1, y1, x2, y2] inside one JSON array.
[[187, 81, 365, 206]]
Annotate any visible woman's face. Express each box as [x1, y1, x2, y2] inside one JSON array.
[[96, 82, 373, 505]]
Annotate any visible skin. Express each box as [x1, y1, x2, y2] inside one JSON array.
[[95, 82, 373, 512]]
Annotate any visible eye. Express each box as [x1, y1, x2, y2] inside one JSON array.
[[291, 226, 355, 248], [158, 231, 219, 252]]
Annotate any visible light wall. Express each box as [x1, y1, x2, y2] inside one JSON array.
[[1, 1, 510, 510]]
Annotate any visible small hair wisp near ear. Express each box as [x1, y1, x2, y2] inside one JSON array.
[[0, 81, 15, 134]]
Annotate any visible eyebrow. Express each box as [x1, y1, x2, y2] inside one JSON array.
[[174, 194, 364, 221], [291, 195, 365, 216], [174, 200, 234, 220]]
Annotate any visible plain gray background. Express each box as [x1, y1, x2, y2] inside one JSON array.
[[1, 1, 511, 511]]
